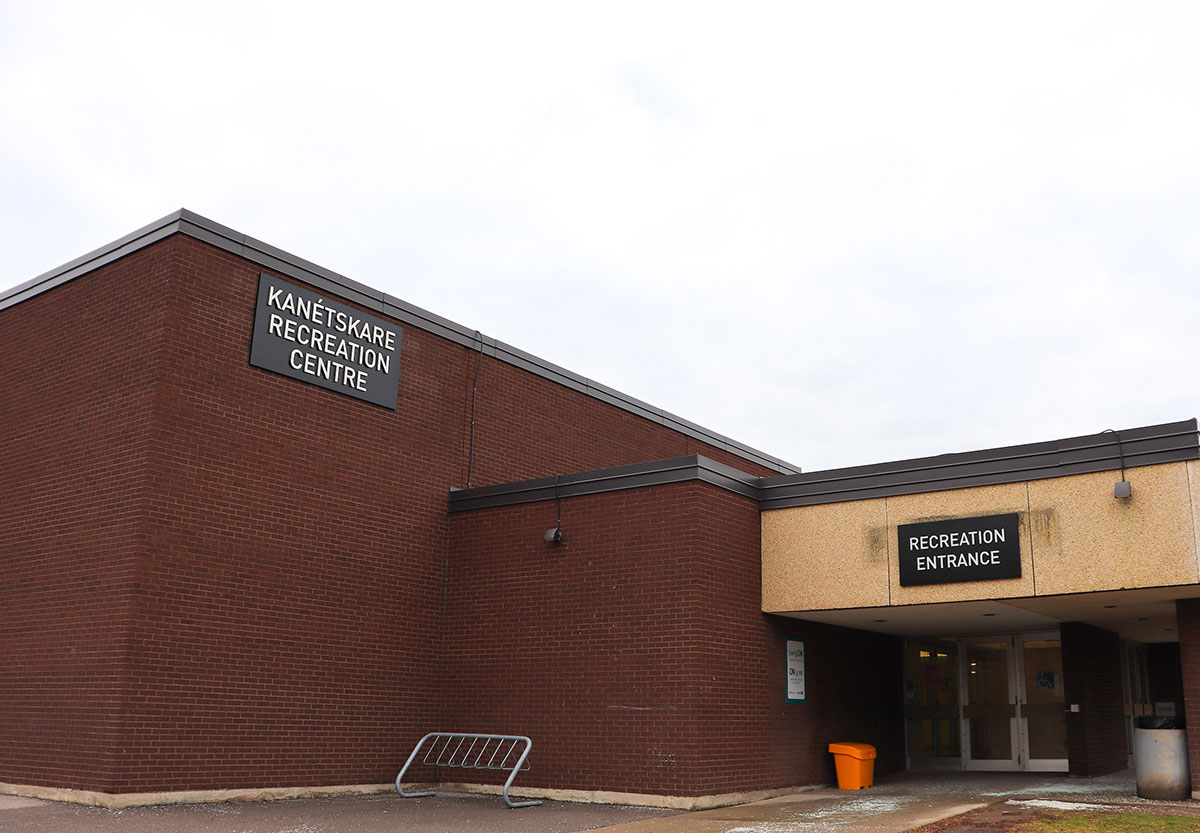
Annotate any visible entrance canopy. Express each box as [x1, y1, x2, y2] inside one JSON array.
[[761, 419, 1200, 642], [782, 585, 1200, 642]]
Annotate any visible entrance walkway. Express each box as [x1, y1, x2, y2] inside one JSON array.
[[588, 770, 1188, 833]]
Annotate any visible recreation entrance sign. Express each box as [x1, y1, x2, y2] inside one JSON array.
[[897, 513, 1021, 587]]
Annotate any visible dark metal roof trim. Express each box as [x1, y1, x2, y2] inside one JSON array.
[[449, 420, 1198, 512], [759, 419, 1200, 510], [0, 209, 799, 476], [0, 213, 185, 309], [448, 455, 761, 513], [451, 424, 1200, 516]]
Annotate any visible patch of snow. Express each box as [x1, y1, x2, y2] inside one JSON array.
[[1006, 799, 1114, 811]]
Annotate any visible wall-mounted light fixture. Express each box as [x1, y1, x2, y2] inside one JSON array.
[[1103, 428, 1132, 499], [544, 474, 563, 545]]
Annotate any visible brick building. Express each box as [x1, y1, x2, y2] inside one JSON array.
[[2, 210, 1199, 806]]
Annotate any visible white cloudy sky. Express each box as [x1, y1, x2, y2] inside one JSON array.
[[2, 2, 1198, 471]]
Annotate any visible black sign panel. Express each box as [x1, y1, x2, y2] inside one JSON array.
[[897, 513, 1021, 587], [249, 274, 402, 409]]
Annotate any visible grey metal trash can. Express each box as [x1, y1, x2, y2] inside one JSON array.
[[1134, 716, 1191, 801]]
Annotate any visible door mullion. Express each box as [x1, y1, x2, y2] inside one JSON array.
[[1009, 635, 1022, 771], [959, 640, 969, 770]]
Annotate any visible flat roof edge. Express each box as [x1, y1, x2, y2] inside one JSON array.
[[0, 209, 800, 476], [0, 210, 187, 310], [759, 419, 1200, 510], [448, 455, 763, 512], [453, 420, 1199, 513]]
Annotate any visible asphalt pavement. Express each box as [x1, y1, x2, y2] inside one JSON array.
[[2, 769, 1194, 833], [0, 791, 677, 833]]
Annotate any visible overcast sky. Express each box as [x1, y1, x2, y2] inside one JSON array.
[[2, 2, 1198, 472]]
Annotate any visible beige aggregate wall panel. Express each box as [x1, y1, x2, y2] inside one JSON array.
[[1190, 459, 1200, 568], [1029, 463, 1198, 595], [887, 484, 1035, 606], [761, 499, 889, 612]]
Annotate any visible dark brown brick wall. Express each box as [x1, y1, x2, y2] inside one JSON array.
[[0, 232, 785, 794], [0, 243, 176, 792], [458, 336, 781, 487], [439, 482, 903, 797], [1176, 598, 1200, 793], [110, 237, 456, 791], [1061, 621, 1127, 777], [688, 487, 904, 792]]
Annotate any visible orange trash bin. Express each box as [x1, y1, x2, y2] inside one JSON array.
[[827, 742, 876, 789]]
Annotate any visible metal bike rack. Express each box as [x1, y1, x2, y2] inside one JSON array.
[[395, 732, 542, 809]]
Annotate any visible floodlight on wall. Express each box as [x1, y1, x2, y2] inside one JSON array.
[[544, 474, 563, 545], [1103, 428, 1132, 499]]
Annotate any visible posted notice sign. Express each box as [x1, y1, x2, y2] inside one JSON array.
[[250, 274, 402, 409], [786, 639, 806, 703], [897, 512, 1021, 587]]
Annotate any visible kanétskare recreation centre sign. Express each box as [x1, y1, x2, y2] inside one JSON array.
[[249, 274, 402, 409]]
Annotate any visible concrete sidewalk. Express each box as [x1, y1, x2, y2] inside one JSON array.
[[585, 787, 984, 833], [0, 770, 1191, 833], [589, 770, 1195, 833]]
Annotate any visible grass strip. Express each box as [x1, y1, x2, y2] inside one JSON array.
[[1018, 812, 1200, 832]]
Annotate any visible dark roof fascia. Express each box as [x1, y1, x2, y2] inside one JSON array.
[[0, 209, 799, 476], [0, 210, 189, 309], [448, 420, 1198, 513], [758, 419, 1200, 510], [448, 455, 762, 513]]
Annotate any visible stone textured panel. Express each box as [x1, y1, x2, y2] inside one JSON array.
[[761, 499, 889, 612], [1029, 463, 1198, 596]]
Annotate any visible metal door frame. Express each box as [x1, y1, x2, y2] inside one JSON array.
[[1015, 631, 1069, 772], [958, 630, 1068, 772], [959, 635, 1020, 771], [903, 638, 964, 771]]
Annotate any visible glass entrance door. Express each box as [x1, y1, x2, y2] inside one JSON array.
[[959, 632, 1068, 772], [1018, 634, 1068, 771], [960, 638, 1018, 770], [903, 639, 961, 768]]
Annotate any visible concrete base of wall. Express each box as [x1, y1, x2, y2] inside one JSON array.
[[0, 782, 397, 809], [0, 779, 823, 810], [439, 781, 823, 809]]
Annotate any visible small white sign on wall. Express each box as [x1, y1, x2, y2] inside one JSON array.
[[786, 639, 806, 703]]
